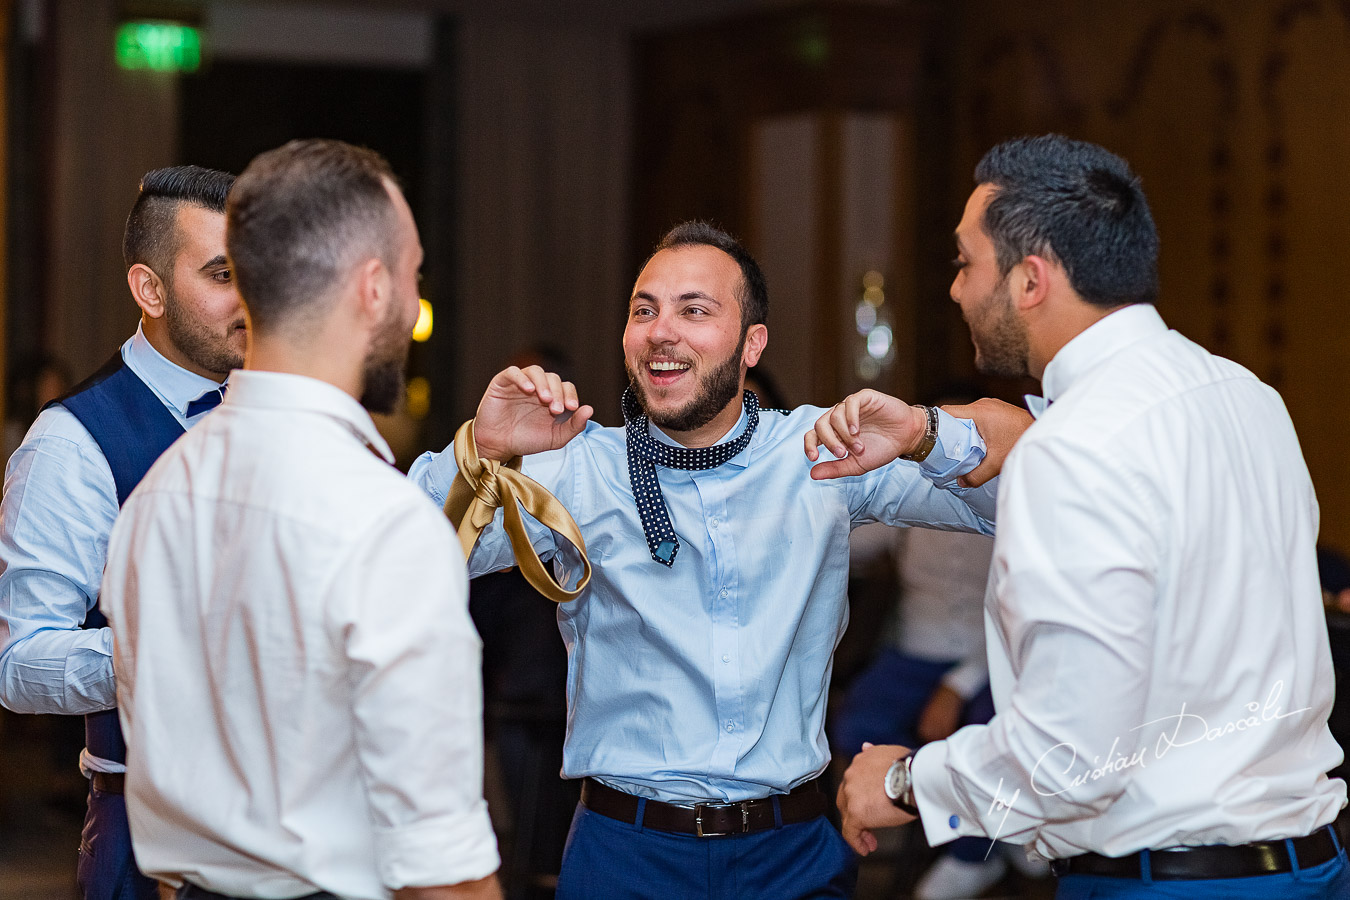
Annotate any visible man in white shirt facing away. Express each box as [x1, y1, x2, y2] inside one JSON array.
[[100, 139, 501, 900], [834, 134, 1348, 898]]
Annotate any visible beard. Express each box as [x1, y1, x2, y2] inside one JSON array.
[[626, 336, 745, 433], [360, 304, 412, 414], [968, 275, 1030, 378], [163, 288, 245, 378]]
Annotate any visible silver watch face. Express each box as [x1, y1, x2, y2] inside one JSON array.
[[884, 759, 906, 800]]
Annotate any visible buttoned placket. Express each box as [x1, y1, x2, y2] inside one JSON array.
[[693, 465, 743, 778]]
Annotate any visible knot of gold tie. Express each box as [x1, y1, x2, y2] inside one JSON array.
[[444, 419, 591, 603]]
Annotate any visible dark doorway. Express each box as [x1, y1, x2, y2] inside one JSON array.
[[180, 60, 424, 212]]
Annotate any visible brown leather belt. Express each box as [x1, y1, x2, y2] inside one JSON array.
[[91, 772, 125, 794], [580, 777, 829, 837], [1049, 826, 1342, 880]]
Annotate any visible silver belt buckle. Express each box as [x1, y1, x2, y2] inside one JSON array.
[[694, 801, 750, 837]]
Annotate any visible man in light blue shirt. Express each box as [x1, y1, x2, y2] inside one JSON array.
[[410, 222, 1015, 899], [0, 166, 244, 900]]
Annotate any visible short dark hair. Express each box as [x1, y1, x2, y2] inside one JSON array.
[[648, 221, 768, 331], [227, 139, 397, 333], [122, 165, 234, 283], [974, 135, 1159, 308]]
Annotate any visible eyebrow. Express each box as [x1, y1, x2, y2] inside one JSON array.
[[198, 255, 228, 271], [630, 290, 723, 306]]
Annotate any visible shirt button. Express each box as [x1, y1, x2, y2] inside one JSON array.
[[949, 815, 960, 829], [710, 517, 719, 527], [725, 721, 734, 732], [722, 654, 730, 663], [719, 588, 729, 598]]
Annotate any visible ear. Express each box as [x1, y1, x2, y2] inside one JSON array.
[[127, 264, 167, 319], [354, 256, 391, 325], [741, 323, 768, 368], [1012, 255, 1054, 312]]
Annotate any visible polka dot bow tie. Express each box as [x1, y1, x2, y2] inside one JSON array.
[[622, 386, 760, 567]]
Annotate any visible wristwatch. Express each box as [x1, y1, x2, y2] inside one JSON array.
[[883, 752, 920, 816], [899, 405, 938, 463]]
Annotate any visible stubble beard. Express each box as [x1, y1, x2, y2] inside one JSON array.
[[163, 285, 245, 378], [360, 305, 412, 415], [970, 276, 1030, 379], [626, 335, 746, 433]]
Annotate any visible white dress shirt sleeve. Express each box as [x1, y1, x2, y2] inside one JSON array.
[[0, 409, 119, 714], [911, 432, 1156, 846], [337, 500, 499, 889]]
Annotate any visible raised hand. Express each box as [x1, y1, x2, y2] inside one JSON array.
[[803, 389, 928, 480], [939, 398, 1033, 487], [472, 365, 594, 462]]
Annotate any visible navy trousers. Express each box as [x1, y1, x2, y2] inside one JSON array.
[[1055, 835, 1350, 898], [77, 786, 157, 900], [556, 803, 856, 900]]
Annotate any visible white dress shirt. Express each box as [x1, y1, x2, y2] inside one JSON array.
[[912, 303, 1346, 860], [100, 370, 499, 898]]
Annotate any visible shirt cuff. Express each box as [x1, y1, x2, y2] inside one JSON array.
[[918, 410, 987, 485], [407, 449, 459, 508], [911, 740, 987, 847], [375, 801, 500, 889]]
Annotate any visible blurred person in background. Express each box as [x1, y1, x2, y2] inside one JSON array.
[[0, 165, 241, 900], [3, 353, 72, 463], [831, 387, 1048, 899]]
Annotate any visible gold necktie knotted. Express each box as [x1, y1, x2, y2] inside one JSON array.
[[444, 419, 591, 603]]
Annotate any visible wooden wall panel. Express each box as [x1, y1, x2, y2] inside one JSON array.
[[947, 0, 1350, 553]]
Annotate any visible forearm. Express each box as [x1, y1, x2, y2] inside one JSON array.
[[897, 410, 998, 528], [0, 620, 115, 714], [350, 508, 501, 889], [394, 874, 502, 900]]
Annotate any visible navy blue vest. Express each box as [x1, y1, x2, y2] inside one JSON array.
[[48, 351, 186, 765]]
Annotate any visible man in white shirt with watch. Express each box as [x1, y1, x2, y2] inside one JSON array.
[[834, 135, 1348, 898]]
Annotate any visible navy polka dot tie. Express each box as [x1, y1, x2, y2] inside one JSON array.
[[622, 386, 761, 567]]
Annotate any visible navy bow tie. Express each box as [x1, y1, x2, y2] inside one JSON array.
[[622, 387, 761, 567], [186, 386, 226, 418]]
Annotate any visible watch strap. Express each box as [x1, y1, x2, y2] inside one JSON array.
[[899, 405, 939, 463]]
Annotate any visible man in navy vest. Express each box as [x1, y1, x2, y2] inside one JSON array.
[[0, 165, 243, 900]]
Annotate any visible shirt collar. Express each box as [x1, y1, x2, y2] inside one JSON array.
[[1041, 303, 1168, 405], [648, 403, 754, 468], [125, 323, 226, 418], [222, 370, 395, 464]]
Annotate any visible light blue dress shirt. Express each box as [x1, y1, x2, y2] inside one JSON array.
[[410, 403, 997, 804], [0, 326, 222, 771]]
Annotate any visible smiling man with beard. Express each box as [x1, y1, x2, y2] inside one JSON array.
[[100, 140, 501, 900], [410, 221, 1026, 900]]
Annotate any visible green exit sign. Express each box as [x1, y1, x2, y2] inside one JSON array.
[[115, 21, 201, 73]]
